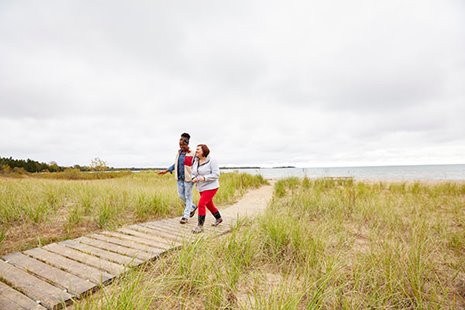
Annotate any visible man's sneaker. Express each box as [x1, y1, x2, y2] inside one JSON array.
[[211, 218, 223, 227], [180, 217, 188, 224], [192, 225, 204, 233], [189, 206, 198, 218]]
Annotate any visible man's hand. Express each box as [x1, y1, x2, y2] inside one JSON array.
[[158, 170, 169, 175]]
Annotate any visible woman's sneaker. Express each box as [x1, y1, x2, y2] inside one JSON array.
[[180, 217, 188, 224], [212, 218, 223, 227], [192, 225, 204, 233]]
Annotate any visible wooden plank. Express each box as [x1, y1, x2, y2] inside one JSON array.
[[2, 252, 95, 297], [159, 219, 197, 229], [89, 234, 163, 256], [0, 260, 72, 309], [138, 223, 189, 241], [141, 223, 197, 242], [61, 240, 143, 267], [143, 222, 190, 237], [105, 230, 172, 250], [128, 225, 183, 246], [161, 218, 231, 232], [77, 237, 154, 261], [160, 218, 231, 236], [43, 243, 126, 276], [0, 281, 47, 310], [157, 218, 189, 226], [148, 220, 198, 234], [24, 248, 113, 285], [156, 220, 230, 239], [141, 224, 196, 242], [157, 220, 200, 233], [118, 227, 177, 248]]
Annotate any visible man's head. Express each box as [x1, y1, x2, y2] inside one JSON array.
[[179, 132, 190, 151]]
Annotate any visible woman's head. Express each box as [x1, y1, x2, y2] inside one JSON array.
[[196, 144, 210, 158]]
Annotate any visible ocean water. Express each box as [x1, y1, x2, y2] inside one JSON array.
[[223, 164, 465, 181]]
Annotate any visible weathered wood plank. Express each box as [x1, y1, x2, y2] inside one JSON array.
[[156, 220, 231, 239], [157, 220, 200, 233], [160, 218, 231, 233], [138, 223, 189, 241], [128, 225, 182, 246], [77, 237, 154, 261], [149, 220, 199, 233], [61, 240, 144, 267], [89, 234, 163, 256], [24, 248, 113, 285], [43, 243, 126, 276], [156, 218, 190, 226], [0, 281, 47, 310], [118, 227, 177, 248], [2, 252, 95, 297], [0, 260, 72, 309], [141, 224, 197, 242], [158, 219, 198, 229], [143, 222, 190, 237], [102, 229, 170, 251], [145, 225, 197, 242]]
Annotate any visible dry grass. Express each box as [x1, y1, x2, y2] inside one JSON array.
[[74, 178, 465, 309], [0, 171, 267, 255]]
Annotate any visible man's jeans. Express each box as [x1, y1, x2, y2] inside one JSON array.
[[177, 180, 196, 219]]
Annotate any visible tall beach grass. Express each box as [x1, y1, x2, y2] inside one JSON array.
[[0, 171, 267, 255], [75, 177, 465, 309]]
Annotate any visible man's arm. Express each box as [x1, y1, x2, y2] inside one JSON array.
[[159, 163, 175, 175]]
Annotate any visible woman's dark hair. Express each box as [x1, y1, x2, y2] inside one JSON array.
[[197, 144, 210, 157]]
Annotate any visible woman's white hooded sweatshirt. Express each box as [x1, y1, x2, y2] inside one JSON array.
[[192, 156, 220, 192]]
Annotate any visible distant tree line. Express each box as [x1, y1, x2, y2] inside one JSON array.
[[0, 156, 62, 173], [0, 156, 109, 173]]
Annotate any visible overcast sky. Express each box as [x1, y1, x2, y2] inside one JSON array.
[[1, 0, 464, 168]]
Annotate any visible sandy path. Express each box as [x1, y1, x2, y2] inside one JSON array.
[[217, 182, 274, 221]]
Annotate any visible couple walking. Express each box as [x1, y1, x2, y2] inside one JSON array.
[[159, 133, 222, 233]]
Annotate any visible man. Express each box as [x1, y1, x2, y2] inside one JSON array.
[[159, 133, 197, 224]]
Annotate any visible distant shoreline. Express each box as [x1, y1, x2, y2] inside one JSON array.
[[110, 163, 464, 171]]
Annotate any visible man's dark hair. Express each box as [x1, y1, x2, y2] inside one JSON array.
[[180, 132, 190, 145]]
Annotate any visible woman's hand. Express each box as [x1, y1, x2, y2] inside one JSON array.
[[192, 176, 205, 183]]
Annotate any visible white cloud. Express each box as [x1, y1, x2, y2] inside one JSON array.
[[0, 0, 464, 168]]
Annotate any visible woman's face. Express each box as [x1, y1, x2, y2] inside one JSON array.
[[195, 146, 203, 158]]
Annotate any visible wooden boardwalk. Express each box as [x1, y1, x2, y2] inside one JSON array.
[[0, 184, 273, 310]]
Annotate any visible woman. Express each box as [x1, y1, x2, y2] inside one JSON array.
[[191, 144, 222, 233]]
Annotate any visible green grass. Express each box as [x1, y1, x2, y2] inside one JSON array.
[[0, 171, 267, 254], [75, 177, 464, 309]]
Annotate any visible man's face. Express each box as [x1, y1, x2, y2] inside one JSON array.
[[179, 139, 189, 151]]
